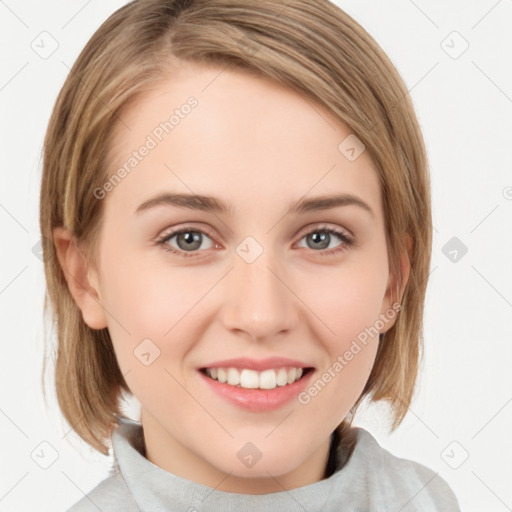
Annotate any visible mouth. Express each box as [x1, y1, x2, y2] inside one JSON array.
[[199, 366, 315, 390]]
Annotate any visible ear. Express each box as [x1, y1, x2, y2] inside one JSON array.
[[380, 234, 412, 333], [52, 227, 108, 330]]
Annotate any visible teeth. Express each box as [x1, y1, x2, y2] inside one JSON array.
[[259, 369, 276, 389], [217, 368, 227, 383], [227, 367, 241, 386], [276, 368, 288, 386], [205, 366, 305, 389], [240, 369, 259, 389]]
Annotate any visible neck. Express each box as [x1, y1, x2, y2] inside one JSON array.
[[140, 409, 334, 494]]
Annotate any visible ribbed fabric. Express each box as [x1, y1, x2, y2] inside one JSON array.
[[67, 416, 461, 511]]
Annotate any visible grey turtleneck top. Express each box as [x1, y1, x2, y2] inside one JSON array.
[[66, 416, 460, 511]]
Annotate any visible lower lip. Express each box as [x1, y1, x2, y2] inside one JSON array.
[[198, 369, 314, 412]]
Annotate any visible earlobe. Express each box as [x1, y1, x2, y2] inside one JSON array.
[[52, 227, 108, 330]]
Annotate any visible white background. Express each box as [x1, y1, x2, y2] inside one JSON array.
[[1, 1, 511, 511]]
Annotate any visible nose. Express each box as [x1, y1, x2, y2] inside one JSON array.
[[219, 247, 299, 342]]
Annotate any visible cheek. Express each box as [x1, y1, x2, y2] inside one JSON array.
[[297, 255, 387, 395], [301, 278, 383, 415], [304, 260, 389, 342], [98, 260, 198, 409], [97, 252, 214, 372], [100, 247, 208, 331], [319, 287, 381, 385]]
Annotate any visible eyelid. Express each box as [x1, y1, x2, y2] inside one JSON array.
[[295, 222, 354, 241], [157, 223, 217, 242]]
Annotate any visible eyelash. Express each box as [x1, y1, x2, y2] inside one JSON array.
[[156, 224, 354, 259]]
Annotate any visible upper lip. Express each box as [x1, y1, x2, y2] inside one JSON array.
[[199, 357, 313, 372]]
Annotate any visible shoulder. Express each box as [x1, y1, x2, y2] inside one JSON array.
[[65, 471, 139, 512], [350, 428, 461, 511]]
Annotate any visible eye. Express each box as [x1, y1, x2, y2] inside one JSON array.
[[157, 227, 216, 258], [156, 224, 354, 258], [296, 225, 353, 257]]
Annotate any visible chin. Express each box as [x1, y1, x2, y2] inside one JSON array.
[[222, 461, 301, 486], [209, 442, 308, 481]]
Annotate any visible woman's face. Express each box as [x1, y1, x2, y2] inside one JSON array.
[[83, 62, 401, 492]]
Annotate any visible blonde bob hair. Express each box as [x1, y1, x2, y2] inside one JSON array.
[[41, 0, 432, 455]]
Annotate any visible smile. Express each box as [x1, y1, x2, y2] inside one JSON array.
[[199, 366, 315, 412], [201, 366, 312, 390]]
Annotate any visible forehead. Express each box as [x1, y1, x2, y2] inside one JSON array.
[[104, 62, 382, 219]]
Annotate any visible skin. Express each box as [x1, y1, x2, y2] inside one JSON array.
[[54, 60, 410, 494]]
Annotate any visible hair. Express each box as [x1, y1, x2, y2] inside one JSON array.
[[40, 0, 432, 455]]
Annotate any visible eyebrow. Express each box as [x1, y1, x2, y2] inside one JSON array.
[[135, 192, 374, 217]]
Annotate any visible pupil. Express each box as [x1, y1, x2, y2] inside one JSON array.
[[179, 231, 201, 250], [310, 232, 329, 249]]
